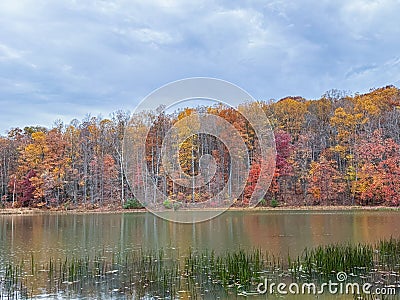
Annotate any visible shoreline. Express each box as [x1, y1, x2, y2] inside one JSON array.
[[0, 205, 399, 216]]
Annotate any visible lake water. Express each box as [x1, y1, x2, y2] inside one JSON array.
[[1, 210, 400, 299]]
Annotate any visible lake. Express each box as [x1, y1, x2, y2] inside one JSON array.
[[1, 210, 400, 299]]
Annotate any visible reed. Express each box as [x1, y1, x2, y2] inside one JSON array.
[[292, 243, 374, 280], [377, 236, 400, 271], [184, 247, 283, 294], [1, 238, 400, 298]]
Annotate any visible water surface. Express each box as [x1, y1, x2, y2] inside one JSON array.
[[1, 210, 399, 299], [1, 210, 400, 259]]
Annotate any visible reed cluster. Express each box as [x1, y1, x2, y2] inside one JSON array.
[[1, 238, 400, 299], [291, 243, 374, 280]]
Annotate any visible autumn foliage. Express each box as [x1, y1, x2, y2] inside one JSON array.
[[0, 86, 399, 208]]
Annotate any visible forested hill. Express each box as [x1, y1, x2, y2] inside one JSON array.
[[1, 86, 399, 209]]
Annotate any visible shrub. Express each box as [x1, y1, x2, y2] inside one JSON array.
[[163, 199, 173, 209], [270, 198, 278, 208], [123, 198, 144, 209]]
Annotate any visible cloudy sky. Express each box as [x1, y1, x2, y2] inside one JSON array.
[[0, 0, 400, 132]]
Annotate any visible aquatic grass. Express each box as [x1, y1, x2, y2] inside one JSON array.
[[0, 261, 29, 300], [377, 236, 400, 271], [1, 238, 400, 298], [293, 243, 374, 280], [185, 248, 270, 293], [1, 248, 183, 299]]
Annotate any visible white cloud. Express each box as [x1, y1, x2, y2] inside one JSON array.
[[340, 0, 400, 40], [0, 0, 400, 131], [0, 44, 22, 61]]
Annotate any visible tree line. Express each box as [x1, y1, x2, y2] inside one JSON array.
[[0, 86, 399, 209]]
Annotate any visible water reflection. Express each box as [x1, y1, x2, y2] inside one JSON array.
[[1, 210, 400, 264]]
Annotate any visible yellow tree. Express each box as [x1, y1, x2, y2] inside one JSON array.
[[18, 131, 47, 204], [17, 129, 71, 206], [45, 129, 71, 205], [268, 97, 307, 140], [353, 86, 400, 136]]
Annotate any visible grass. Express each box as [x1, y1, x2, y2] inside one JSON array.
[[1, 238, 400, 298], [185, 248, 269, 292], [292, 243, 374, 280], [377, 236, 400, 270]]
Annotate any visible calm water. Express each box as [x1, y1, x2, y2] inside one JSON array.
[[1, 210, 400, 299]]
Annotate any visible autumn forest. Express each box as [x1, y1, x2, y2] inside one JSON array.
[[1, 86, 400, 209]]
